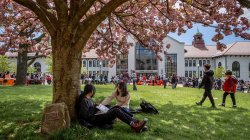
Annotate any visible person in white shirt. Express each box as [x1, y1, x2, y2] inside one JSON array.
[[101, 81, 131, 112]]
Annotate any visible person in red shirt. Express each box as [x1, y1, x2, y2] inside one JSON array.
[[219, 70, 238, 108]]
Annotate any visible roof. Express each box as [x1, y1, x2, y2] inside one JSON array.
[[82, 49, 99, 59], [5, 52, 43, 57], [184, 45, 218, 58], [185, 42, 250, 58], [214, 42, 250, 56]]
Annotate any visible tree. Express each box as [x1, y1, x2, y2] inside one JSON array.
[[214, 66, 225, 79], [3, 0, 250, 120], [0, 2, 50, 85]]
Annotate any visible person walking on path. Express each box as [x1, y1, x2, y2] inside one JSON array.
[[196, 64, 216, 108]]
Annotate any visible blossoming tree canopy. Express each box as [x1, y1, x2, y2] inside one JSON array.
[[3, 0, 249, 119], [0, 1, 50, 55]]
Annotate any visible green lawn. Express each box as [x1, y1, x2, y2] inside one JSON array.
[[0, 84, 250, 140]]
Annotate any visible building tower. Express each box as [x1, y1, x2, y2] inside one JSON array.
[[192, 28, 205, 48]]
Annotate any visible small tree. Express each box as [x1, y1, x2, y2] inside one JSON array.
[[27, 66, 36, 74], [214, 66, 225, 79], [45, 55, 52, 73], [0, 55, 11, 73]]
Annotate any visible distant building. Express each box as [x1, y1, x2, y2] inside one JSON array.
[[184, 31, 250, 81], [4, 32, 250, 81]]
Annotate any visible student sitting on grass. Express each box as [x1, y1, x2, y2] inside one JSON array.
[[219, 70, 238, 108], [101, 81, 131, 113], [76, 84, 147, 133]]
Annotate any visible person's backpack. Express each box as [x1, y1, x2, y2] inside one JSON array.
[[140, 99, 159, 114]]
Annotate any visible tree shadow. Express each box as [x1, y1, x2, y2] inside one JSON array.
[[148, 102, 250, 139], [0, 99, 49, 139]]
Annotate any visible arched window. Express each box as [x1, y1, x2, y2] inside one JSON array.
[[218, 62, 222, 67], [232, 61, 240, 78], [34, 62, 41, 72], [93, 60, 97, 67]]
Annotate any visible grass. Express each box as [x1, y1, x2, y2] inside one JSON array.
[[0, 84, 250, 140]]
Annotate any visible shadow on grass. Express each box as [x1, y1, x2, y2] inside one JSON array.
[[0, 99, 49, 140], [150, 102, 250, 139], [49, 100, 250, 140], [1, 95, 250, 140]]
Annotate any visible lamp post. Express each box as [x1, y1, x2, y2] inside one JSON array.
[[197, 64, 200, 79]]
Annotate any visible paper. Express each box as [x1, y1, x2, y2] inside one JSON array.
[[95, 104, 109, 115]]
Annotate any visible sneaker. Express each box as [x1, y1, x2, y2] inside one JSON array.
[[196, 102, 202, 106], [131, 120, 147, 133], [219, 104, 225, 107], [232, 105, 237, 108]]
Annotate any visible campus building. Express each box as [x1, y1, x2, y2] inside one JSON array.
[[82, 36, 185, 80], [184, 31, 250, 81], [4, 32, 250, 81]]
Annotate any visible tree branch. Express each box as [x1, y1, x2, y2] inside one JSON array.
[[76, 0, 129, 50], [14, 0, 57, 36]]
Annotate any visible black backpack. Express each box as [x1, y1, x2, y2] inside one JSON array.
[[140, 100, 159, 114]]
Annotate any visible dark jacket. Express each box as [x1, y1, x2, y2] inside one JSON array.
[[199, 70, 214, 90], [78, 97, 98, 123]]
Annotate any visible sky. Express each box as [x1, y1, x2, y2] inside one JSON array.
[[168, 9, 250, 46], [168, 24, 249, 46]]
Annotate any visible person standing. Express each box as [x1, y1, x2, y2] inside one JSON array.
[[196, 64, 216, 108], [171, 74, 178, 89], [219, 70, 238, 108], [163, 73, 167, 89], [131, 71, 137, 91]]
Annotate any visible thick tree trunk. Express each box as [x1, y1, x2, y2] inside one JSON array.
[[51, 37, 82, 120], [15, 45, 28, 86]]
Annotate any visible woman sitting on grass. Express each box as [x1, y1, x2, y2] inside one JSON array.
[[76, 84, 147, 133], [101, 81, 131, 112]]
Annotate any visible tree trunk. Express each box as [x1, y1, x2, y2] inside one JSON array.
[[15, 45, 28, 86], [51, 37, 82, 120]]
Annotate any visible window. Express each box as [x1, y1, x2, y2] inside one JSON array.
[[207, 60, 210, 64], [203, 60, 206, 66], [89, 60, 92, 67], [218, 62, 222, 67], [82, 60, 86, 67], [34, 62, 41, 72], [116, 54, 128, 74], [200, 71, 203, 77], [189, 71, 192, 77], [136, 43, 157, 70], [232, 61, 240, 78], [193, 60, 196, 67], [189, 60, 192, 67], [199, 60, 202, 67], [93, 60, 97, 67], [185, 60, 188, 67], [185, 71, 188, 77], [103, 60, 108, 67], [193, 71, 196, 78], [165, 54, 177, 77]]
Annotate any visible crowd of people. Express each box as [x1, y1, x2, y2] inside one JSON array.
[[80, 74, 109, 85], [0, 71, 53, 85]]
